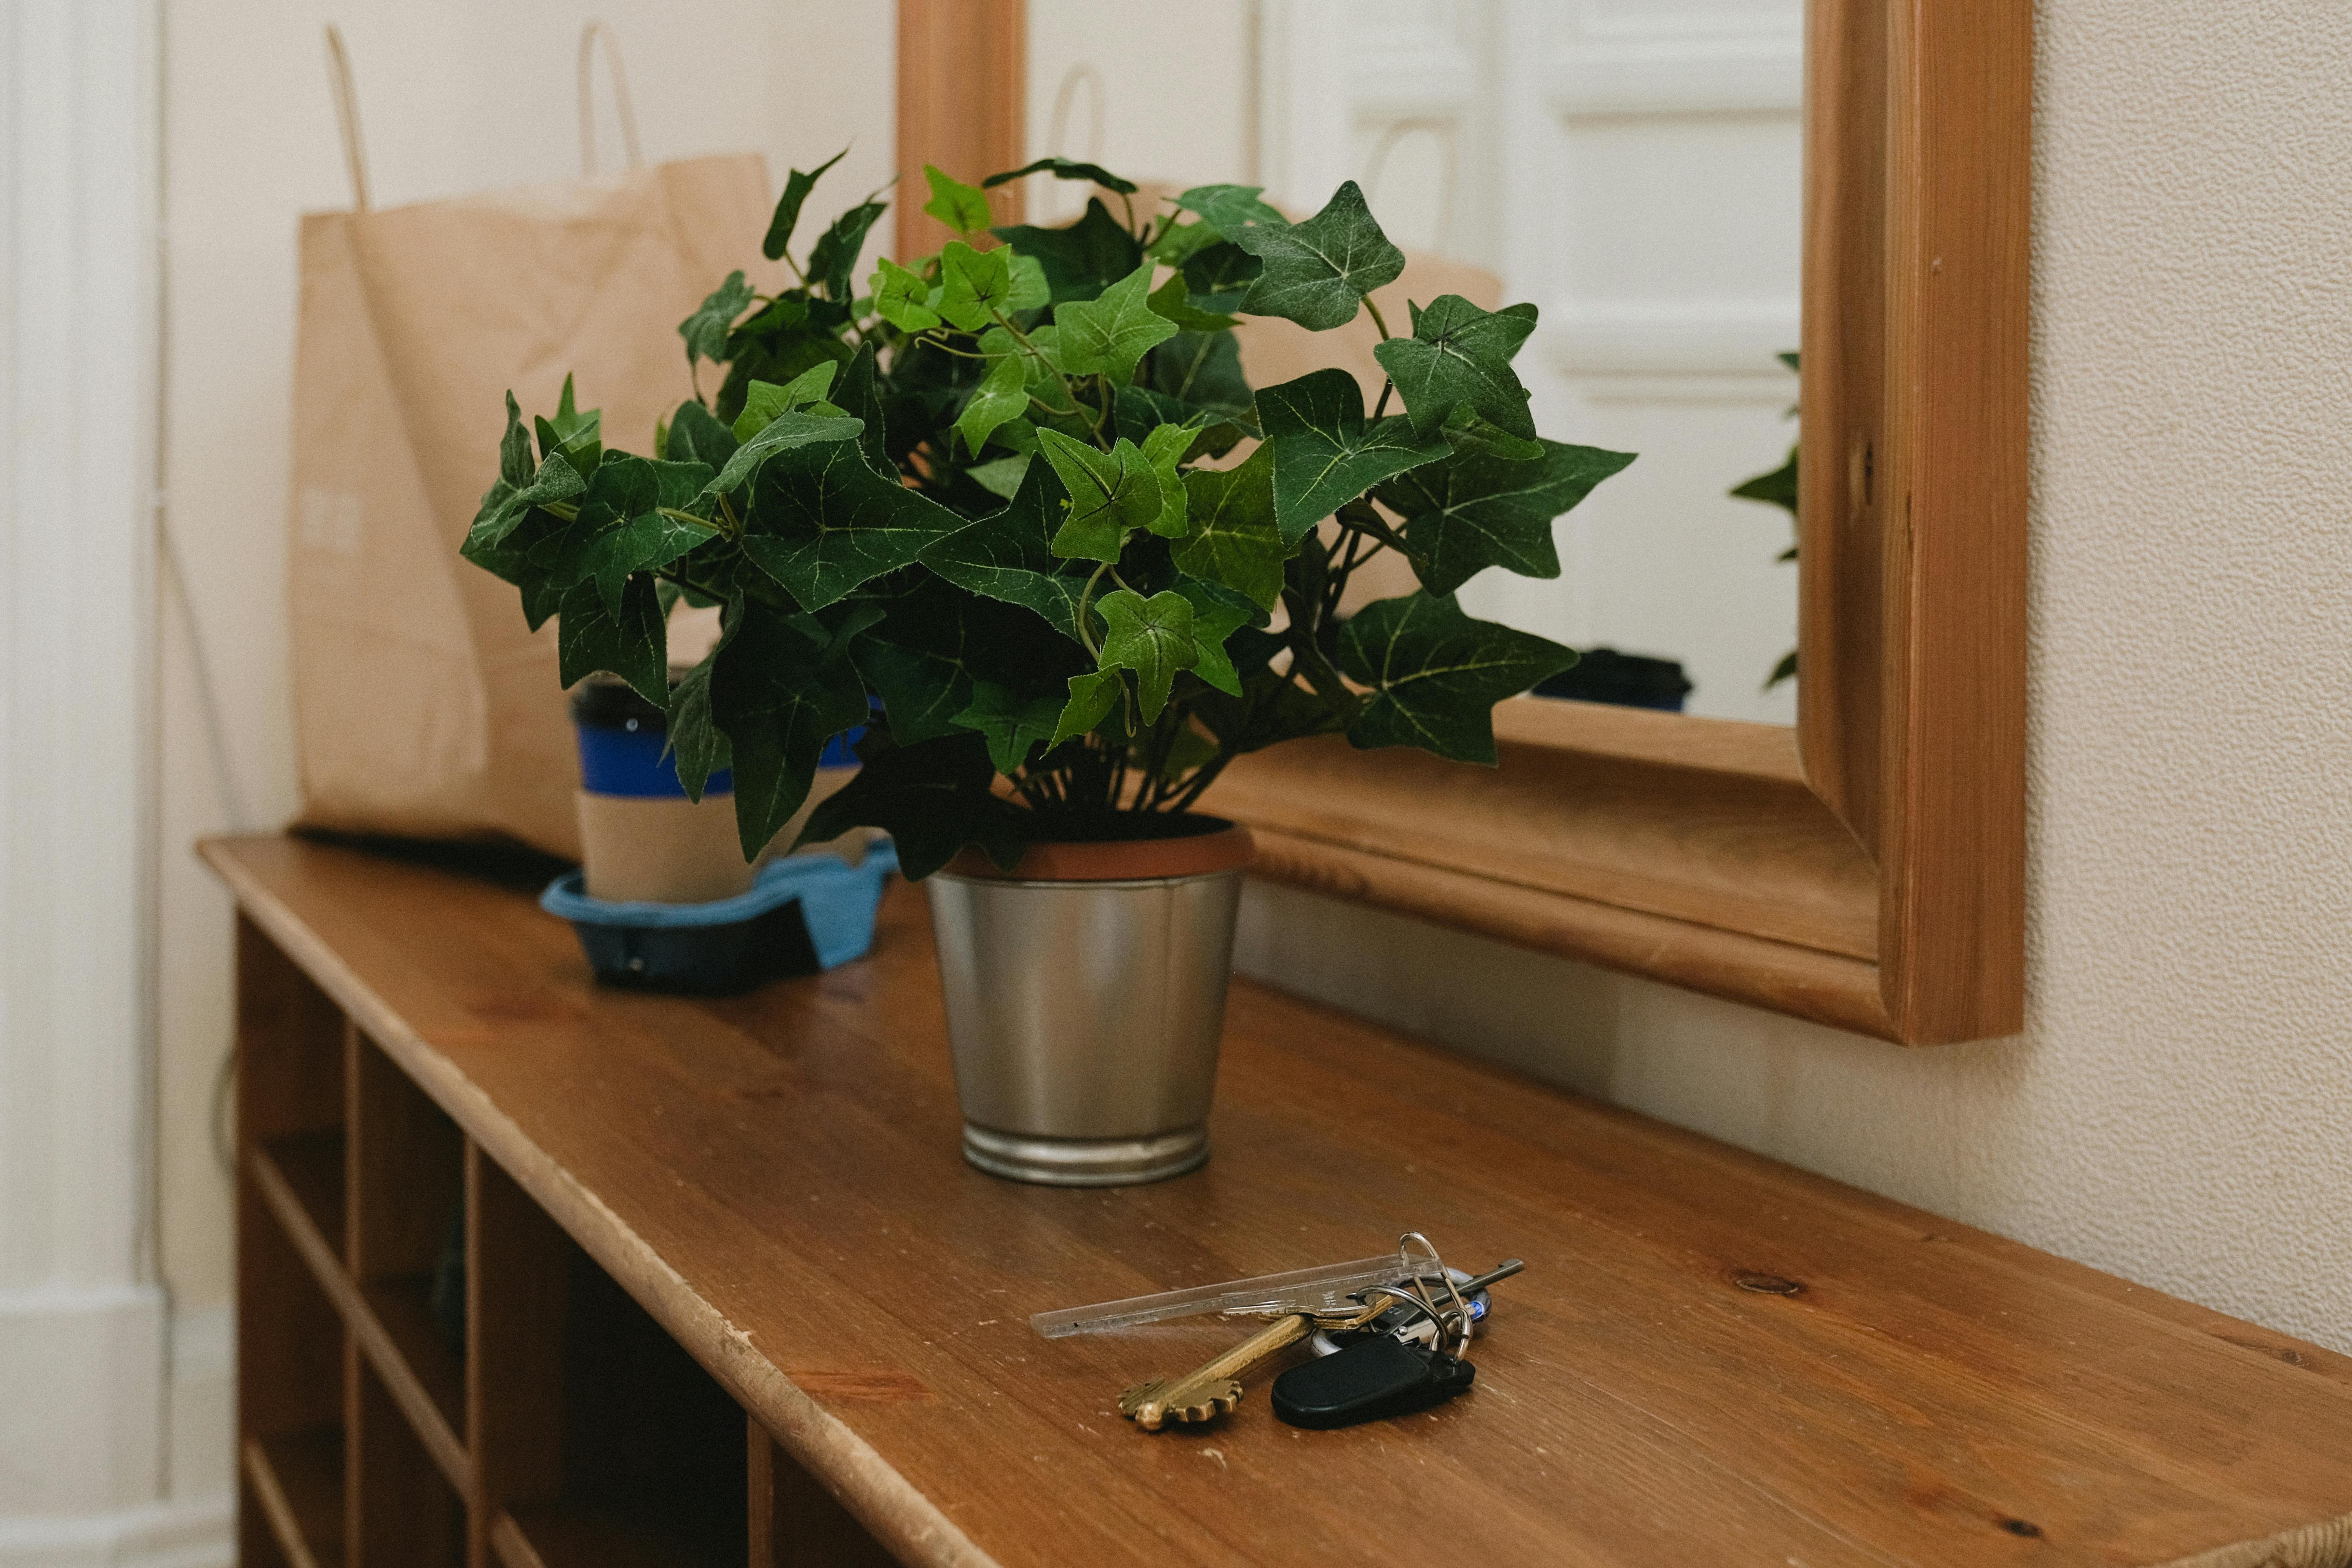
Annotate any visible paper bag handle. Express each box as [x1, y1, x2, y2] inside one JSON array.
[[323, 23, 372, 211], [578, 21, 645, 179]]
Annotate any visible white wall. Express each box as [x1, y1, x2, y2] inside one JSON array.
[[1241, 0, 2352, 1354], [1026, 0, 1257, 206], [153, 0, 894, 1515]]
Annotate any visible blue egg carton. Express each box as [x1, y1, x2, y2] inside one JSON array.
[[541, 843, 898, 995]]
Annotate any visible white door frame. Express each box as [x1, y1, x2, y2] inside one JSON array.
[[0, 1, 222, 1559]]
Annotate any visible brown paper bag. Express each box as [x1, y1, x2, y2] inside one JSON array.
[[288, 32, 775, 858]]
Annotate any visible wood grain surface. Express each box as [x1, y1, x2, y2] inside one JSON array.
[[210, 835, 2352, 1568], [894, 0, 1023, 260]]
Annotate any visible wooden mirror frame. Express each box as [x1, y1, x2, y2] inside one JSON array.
[[896, 0, 2030, 1045]]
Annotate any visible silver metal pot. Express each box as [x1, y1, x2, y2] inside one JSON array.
[[926, 863, 1245, 1186]]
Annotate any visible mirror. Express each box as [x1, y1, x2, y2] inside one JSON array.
[[1020, 0, 1803, 725]]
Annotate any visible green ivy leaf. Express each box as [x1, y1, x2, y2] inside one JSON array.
[[1140, 423, 1193, 539], [855, 578, 1027, 744], [731, 361, 840, 441], [1256, 368, 1450, 543], [1371, 295, 1540, 439], [1175, 443, 1286, 610], [991, 199, 1142, 305], [1147, 220, 1224, 269], [1441, 409, 1546, 463], [467, 449, 584, 551], [871, 256, 944, 333], [764, 147, 848, 261], [710, 604, 871, 860], [1232, 182, 1403, 331], [1336, 592, 1575, 763], [534, 377, 602, 475], [1054, 262, 1180, 388], [1183, 240, 1262, 306], [956, 352, 1030, 458], [809, 199, 887, 300], [1731, 444, 1799, 518], [1148, 329, 1253, 417], [1174, 184, 1284, 239], [983, 156, 1140, 196], [922, 164, 994, 235], [799, 732, 1024, 878], [1113, 385, 1248, 461], [574, 455, 719, 611], [1050, 670, 1126, 746], [936, 241, 1013, 333], [1374, 439, 1636, 596], [699, 410, 865, 501], [833, 341, 893, 472], [665, 652, 732, 802], [497, 392, 534, 486], [1171, 576, 1253, 696], [737, 439, 967, 610], [1035, 429, 1164, 561], [664, 400, 739, 469], [556, 575, 667, 707], [953, 680, 1067, 773], [459, 501, 568, 628], [1006, 252, 1050, 314], [716, 292, 853, 398], [921, 458, 1093, 642], [1094, 588, 1198, 722], [681, 272, 756, 369], [966, 453, 1030, 499], [1146, 273, 1240, 333]]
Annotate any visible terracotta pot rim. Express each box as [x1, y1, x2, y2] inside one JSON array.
[[939, 821, 1254, 884]]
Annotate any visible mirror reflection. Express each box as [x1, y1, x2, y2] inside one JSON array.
[[1023, 0, 1802, 724]]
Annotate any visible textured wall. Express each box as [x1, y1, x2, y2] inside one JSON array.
[[1240, 0, 2352, 1353]]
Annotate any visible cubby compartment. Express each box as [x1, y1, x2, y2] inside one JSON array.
[[498, 1249, 749, 1566], [237, 913, 896, 1568], [238, 1162, 346, 1568], [350, 1354, 468, 1567], [348, 1029, 469, 1455], [470, 1149, 747, 1568]]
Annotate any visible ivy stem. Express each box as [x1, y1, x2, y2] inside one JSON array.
[[915, 335, 994, 359], [1087, 376, 1114, 449], [1074, 559, 1113, 658], [985, 306, 1084, 412], [1371, 378, 1395, 421], [1363, 296, 1394, 341]]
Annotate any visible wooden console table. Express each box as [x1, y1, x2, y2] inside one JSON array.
[[208, 833, 2352, 1568]]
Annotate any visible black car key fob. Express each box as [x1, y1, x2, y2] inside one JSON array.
[[1270, 1334, 1475, 1429]]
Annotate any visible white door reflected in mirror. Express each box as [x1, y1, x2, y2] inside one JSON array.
[[1023, 0, 1802, 725]]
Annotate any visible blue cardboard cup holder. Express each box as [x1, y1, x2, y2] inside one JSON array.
[[554, 676, 886, 994]]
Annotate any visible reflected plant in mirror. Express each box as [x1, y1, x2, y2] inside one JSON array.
[[460, 155, 1636, 876], [1729, 350, 1801, 691]]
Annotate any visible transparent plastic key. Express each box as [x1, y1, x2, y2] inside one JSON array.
[[1030, 1255, 1415, 1339]]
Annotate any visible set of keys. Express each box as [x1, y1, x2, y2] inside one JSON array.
[[1034, 1235, 1522, 1433]]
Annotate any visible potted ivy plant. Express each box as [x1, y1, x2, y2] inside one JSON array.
[[462, 153, 1633, 1185]]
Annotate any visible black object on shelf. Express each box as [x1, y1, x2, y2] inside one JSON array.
[[1532, 648, 1693, 712]]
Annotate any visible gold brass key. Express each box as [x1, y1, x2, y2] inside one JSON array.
[[1118, 1301, 1388, 1430]]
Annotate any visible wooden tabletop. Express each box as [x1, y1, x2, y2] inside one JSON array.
[[204, 834, 2352, 1568]]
